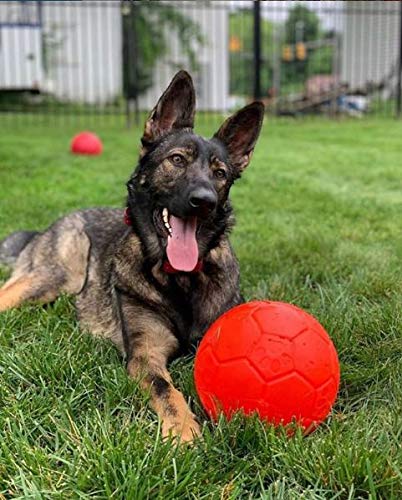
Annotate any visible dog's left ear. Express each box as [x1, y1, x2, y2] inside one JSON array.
[[213, 102, 265, 175], [141, 70, 196, 154]]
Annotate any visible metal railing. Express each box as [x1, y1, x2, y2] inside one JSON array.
[[0, 0, 400, 125]]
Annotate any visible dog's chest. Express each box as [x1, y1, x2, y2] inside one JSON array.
[[147, 272, 212, 347], [163, 275, 200, 341]]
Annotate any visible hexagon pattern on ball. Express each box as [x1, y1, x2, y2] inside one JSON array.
[[194, 301, 340, 433]]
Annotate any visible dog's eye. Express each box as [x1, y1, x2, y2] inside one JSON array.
[[214, 169, 227, 180], [170, 154, 186, 166]]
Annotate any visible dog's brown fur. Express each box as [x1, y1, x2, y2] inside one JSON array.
[[0, 71, 264, 442]]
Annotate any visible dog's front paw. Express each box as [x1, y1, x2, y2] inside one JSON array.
[[162, 414, 201, 444]]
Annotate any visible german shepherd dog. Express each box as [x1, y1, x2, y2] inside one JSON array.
[[0, 71, 264, 442]]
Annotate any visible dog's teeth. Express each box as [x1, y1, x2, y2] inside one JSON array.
[[162, 208, 172, 235], [162, 208, 169, 225]]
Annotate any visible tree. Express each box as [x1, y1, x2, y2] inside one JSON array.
[[308, 45, 334, 76], [284, 5, 320, 44], [123, 1, 204, 99], [282, 5, 334, 90]]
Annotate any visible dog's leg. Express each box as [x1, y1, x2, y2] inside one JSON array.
[[117, 295, 200, 443], [0, 276, 34, 311], [0, 273, 61, 312], [0, 214, 91, 314], [0, 275, 22, 291], [127, 354, 201, 443]]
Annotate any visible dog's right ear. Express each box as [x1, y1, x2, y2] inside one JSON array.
[[141, 71, 196, 156]]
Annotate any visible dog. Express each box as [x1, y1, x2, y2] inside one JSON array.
[[0, 71, 264, 442]]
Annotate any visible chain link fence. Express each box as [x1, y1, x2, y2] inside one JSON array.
[[0, 0, 400, 126]]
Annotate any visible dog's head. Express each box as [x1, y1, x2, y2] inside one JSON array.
[[127, 71, 264, 271]]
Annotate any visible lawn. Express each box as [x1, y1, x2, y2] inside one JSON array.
[[0, 114, 401, 498]]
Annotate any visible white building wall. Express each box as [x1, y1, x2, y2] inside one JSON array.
[[0, 1, 43, 89], [0, 1, 229, 110], [0, 1, 122, 103], [0, 26, 43, 88], [341, 1, 400, 94], [41, 1, 122, 104]]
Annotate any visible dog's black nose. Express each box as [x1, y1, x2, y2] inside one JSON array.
[[188, 187, 217, 213]]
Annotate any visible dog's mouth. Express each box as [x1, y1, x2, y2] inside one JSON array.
[[154, 208, 199, 272]]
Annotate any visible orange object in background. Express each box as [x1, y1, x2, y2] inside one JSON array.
[[296, 42, 307, 61], [282, 45, 293, 62]]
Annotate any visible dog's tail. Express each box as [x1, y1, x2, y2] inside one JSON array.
[[0, 231, 39, 268]]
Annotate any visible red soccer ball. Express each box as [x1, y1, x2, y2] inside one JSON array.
[[194, 301, 340, 432], [70, 131, 103, 155]]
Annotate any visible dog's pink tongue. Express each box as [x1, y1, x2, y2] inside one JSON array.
[[166, 215, 199, 272]]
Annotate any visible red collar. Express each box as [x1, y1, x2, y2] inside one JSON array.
[[124, 207, 203, 274]]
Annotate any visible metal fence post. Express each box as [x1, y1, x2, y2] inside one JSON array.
[[272, 23, 281, 114], [396, 1, 402, 118], [122, 0, 140, 128], [253, 0, 262, 101]]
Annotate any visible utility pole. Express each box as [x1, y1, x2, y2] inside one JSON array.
[[396, 0, 402, 117], [253, 0, 262, 100], [272, 23, 281, 114]]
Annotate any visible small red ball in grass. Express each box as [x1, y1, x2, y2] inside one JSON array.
[[194, 301, 340, 434], [70, 131, 103, 155]]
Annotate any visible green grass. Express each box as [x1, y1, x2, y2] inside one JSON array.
[[0, 114, 402, 498]]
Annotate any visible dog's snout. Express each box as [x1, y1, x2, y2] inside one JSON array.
[[188, 187, 217, 213]]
